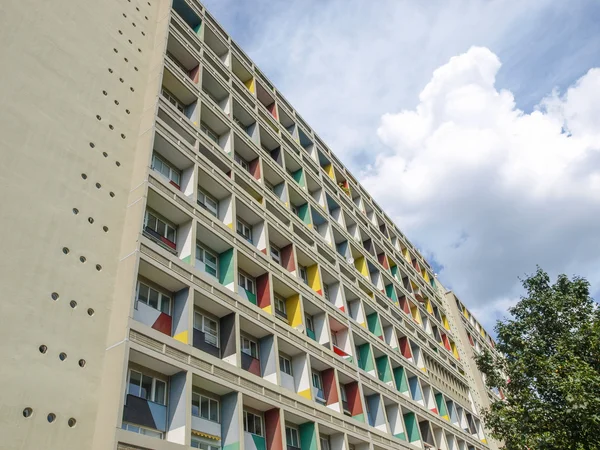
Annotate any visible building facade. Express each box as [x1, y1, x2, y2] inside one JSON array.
[[0, 0, 500, 449]]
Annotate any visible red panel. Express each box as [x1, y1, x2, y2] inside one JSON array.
[[333, 345, 348, 357], [189, 65, 200, 84], [378, 253, 389, 270], [160, 236, 177, 250], [265, 408, 282, 450], [268, 102, 278, 120], [345, 382, 363, 416], [338, 305, 345, 313], [250, 158, 261, 180], [169, 180, 181, 190], [441, 334, 451, 351], [281, 244, 295, 272], [399, 336, 413, 359], [322, 368, 339, 406], [152, 313, 172, 336], [257, 273, 270, 309], [399, 296, 410, 314], [247, 357, 261, 376]]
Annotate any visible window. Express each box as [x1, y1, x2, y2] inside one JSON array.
[[151, 153, 181, 187], [320, 437, 331, 450], [196, 243, 218, 277], [161, 87, 185, 113], [191, 439, 220, 450], [127, 369, 167, 405], [312, 371, 323, 390], [238, 271, 255, 294], [305, 315, 314, 332], [270, 243, 281, 264], [197, 188, 218, 217], [299, 266, 308, 285], [144, 210, 177, 244], [137, 281, 171, 315], [241, 336, 259, 358], [331, 331, 338, 347], [192, 439, 220, 450], [201, 121, 219, 144], [234, 152, 250, 171], [192, 392, 219, 422], [274, 295, 287, 318], [323, 285, 330, 302], [286, 426, 300, 448], [243, 411, 263, 436], [340, 385, 348, 402], [236, 219, 252, 242], [279, 355, 292, 375], [194, 312, 219, 347], [122, 422, 163, 439]]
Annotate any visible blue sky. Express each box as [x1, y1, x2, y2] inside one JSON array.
[[203, 0, 600, 332]]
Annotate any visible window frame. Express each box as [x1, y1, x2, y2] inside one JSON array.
[[279, 355, 293, 376], [191, 438, 221, 450], [312, 371, 323, 390], [234, 152, 250, 171], [320, 437, 331, 450], [126, 369, 167, 406], [144, 209, 177, 244], [286, 426, 300, 448], [200, 121, 219, 144], [194, 311, 220, 348], [196, 243, 218, 278], [236, 218, 253, 242], [151, 152, 181, 186], [243, 410, 263, 437], [299, 266, 308, 285], [161, 87, 185, 114], [122, 421, 164, 439], [238, 271, 255, 294], [274, 295, 287, 317], [136, 281, 172, 316], [241, 336, 259, 359], [305, 314, 314, 332], [191, 391, 220, 423], [197, 188, 219, 217], [270, 243, 281, 265]]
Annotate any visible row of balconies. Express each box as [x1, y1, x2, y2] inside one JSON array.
[[148, 119, 457, 363], [162, 13, 438, 301], [121, 328, 487, 450]]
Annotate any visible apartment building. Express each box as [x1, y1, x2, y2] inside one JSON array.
[[0, 1, 499, 449]]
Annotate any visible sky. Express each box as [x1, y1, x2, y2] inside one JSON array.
[[203, 0, 600, 332]]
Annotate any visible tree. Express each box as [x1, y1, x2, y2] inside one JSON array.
[[475, 267, 600, 450]]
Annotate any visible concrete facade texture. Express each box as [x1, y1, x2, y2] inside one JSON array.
[[0, 0, 502, 449]]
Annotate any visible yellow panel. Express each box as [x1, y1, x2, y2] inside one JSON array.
[[299, 389, 312, 400], [286, 294, 302, 328], [307, 264, 322, 294], [173, 330, 188, 344], [442, 315, 450, 330], [244, 77, 256, 94], [426, 299, 433, 314], [262, 304, 272, 315], [354, 256, 369, 278], [324, 163, 335, 180]]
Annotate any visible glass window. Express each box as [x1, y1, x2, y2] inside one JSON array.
[[196, 244, 218, 277], [279, 356, 292, 375], [122, 422, 163, 439], [305, 315, 314, 332], [274, 296, 286, 317], [244, 411, 263, 436], [154, 379, 166, 405], [201, 121, 219, 143], [144, 210, 177, 244], [340, 385, 348, 402], [320, 437, 330, 450], [151, 153, 181, 186], [136, 281, 171, 315], [197, 188, 219, 217], [299, 266, 308, 285], [238, 272, 255, 294], [323, 285, 330, 301], [192, 392, 220, 422], [192, 439, 220, 450], [312, 372, 322, 390], [234, 153, 250, 171], [270, 244, 281, 264], [236, 219, 252, 242], [241, 336, 258, 358], [127, 369, 167, 406], [161, 88, 185, 113], [286, 427, 299, 448]]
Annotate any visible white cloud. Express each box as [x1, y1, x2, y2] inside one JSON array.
[[362, 47, 600, 329]]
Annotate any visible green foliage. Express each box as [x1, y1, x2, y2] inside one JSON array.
[[475, 268, 600, 450]]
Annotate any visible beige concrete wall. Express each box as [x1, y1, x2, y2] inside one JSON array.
[[0, 0, 164, 448]]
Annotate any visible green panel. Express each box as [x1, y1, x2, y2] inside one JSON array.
[[182, 255, 191, 264], [246, 290, 257, 305], [218, 248, 234, 286], [385, 284, 398, 302], [193, 23, 202, 34], [223, 443, 240, 450], [394, 366, 409, 393], [403, 412, 421, 443], [252, 435, 267, 450], [307, 329, 316, 340], [299, 422, 317, 450], [394, 432, 406, 441], [357, 343, 374, 372], [376, 356, 392, 383], [436, 393, 449, 417], [367, 312, 383, 337], [298, 203, 311, 226], [352, 413, 365, 423], [292, 168, 306, 188], [390, 265, 400, 280]]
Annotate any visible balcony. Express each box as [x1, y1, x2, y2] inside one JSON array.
[[241, 351, 261, 377]]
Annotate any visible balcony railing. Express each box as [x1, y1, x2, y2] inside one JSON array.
[[241, 351, 261, 376], [192, 328, 220, 358], [143, 227, 178, 255]]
